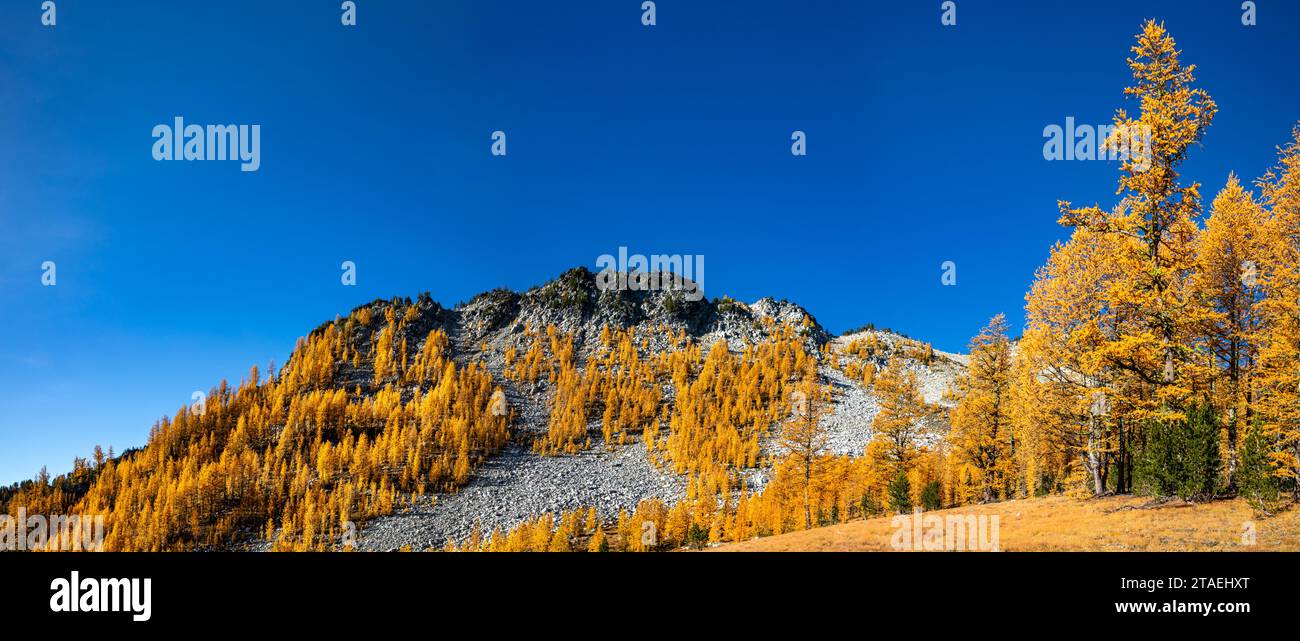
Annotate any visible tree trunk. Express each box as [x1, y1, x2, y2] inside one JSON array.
[[1087, 452, 1105, 496], [803, 456, 812, 530], [1116, 419, 1128, 494], [1086, 416, 1106, 496]]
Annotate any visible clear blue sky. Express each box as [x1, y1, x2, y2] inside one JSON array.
[[2, 0, 1297, 484]]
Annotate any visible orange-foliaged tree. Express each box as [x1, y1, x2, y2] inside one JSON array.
[[870, 356, 930, 473], [778, 375, 831, 530], [950, 314, 1015, 502], [1192, 174, 1269, 485], [1058, 20, 1218, 421], [1254, 129, 1300, 486], [1021, 226, 1136, 496]]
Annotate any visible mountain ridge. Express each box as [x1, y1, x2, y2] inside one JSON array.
[[1, 265, 966, 551]]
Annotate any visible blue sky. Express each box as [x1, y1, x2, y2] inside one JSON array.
[[2, 0, 1297, 484]]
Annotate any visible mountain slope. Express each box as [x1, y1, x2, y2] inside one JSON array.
[[2, 267, 965, 551], [348, 270, 964, 549]]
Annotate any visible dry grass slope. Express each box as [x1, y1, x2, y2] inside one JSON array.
[[712, 495, 1300, 552]]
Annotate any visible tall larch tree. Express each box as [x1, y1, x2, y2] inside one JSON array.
[[778, 376, 831, 530], [1022, 227, 1135, 496], [1058, 20, 1218, 420], [1254, 127, 1300, 487], [871, 357, 930, 473], [950, 314, 1015, 501], [1192, 174, 1268, 486]]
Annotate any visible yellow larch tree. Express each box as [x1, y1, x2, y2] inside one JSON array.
[[870, 356, 930, 473], [1192, 174, 1269, 485], [1254, 127, 1300, 487], [950, 313, 1015, 502], [777, 375, 831, 530], [1058, 20, 1217, 420]]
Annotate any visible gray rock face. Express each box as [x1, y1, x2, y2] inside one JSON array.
[[358, 440, 684, 551], [818, 365, 880, 456]]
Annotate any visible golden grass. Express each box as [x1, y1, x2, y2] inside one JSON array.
[[712, 495, 1300, 552]]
